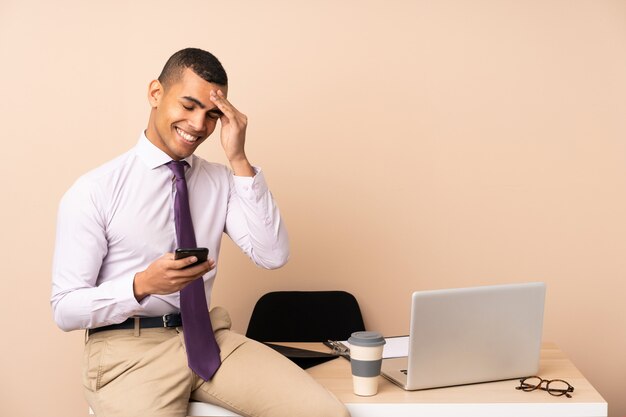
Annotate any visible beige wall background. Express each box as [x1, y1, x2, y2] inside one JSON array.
[[1, 0, 625, 416]]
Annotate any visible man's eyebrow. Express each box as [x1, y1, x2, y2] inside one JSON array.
[[181, 96, 223, 115], [181, 96, 206, 109]]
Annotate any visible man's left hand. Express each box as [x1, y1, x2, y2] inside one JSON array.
[[210, 89, 255, 176]]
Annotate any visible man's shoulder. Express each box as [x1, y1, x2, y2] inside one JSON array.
[[191, 155, 232, 177], [64, 148, 137, 200]]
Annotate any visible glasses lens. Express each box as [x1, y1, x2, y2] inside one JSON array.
[[519, 376, 542, 391], [547, 380, 572, 396]]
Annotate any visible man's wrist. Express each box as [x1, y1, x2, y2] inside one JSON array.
[[133, 272, 149, 302], [230, 157, 255, 177]]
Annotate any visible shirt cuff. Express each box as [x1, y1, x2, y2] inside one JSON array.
[[93, 274, 146, 326], [233, 167, 269, 201]]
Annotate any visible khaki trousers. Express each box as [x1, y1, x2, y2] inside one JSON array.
[[83, 307, 349, 417]]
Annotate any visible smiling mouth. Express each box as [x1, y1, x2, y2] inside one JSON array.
[[176, 126, 201, 143]]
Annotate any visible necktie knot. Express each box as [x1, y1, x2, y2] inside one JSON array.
[[166, 160, 188, 180]]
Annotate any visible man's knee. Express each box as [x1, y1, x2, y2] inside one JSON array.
[[320, 402, 351, 417], [299, 395, 351, 417]]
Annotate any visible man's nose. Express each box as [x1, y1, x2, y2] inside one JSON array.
[[188, 112, 205, 132]]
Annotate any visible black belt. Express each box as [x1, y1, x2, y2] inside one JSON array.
[[88, 313, 182, 335]]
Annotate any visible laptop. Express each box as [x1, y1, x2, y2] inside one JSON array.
[[381, 282, 546, 390]]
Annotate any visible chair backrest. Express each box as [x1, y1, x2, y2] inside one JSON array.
[[245, 290, 365, 342]]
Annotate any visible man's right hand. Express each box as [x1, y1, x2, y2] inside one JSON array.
[[133, 253, 215, 301]]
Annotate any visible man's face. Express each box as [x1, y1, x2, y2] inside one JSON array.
[[146, 68, 227, 160]]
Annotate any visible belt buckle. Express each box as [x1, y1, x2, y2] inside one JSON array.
[[162, 314, 174, 327]]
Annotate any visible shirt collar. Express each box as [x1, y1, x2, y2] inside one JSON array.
[[135, 131, 194, 170]]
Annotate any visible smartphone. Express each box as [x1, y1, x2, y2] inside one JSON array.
[[175, 247, 209, 268]]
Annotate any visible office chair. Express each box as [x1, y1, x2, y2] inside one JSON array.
[[245, 290, 366, 342]]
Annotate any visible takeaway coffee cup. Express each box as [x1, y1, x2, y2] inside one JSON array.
[[348, 331, 386, 396]]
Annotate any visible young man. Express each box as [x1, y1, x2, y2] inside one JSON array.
[[51, 48, 349, 417]]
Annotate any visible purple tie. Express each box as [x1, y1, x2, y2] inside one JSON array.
[[166, 160, 221, 380]]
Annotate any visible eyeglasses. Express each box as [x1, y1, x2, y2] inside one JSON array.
[[516, 376, 574, 398]]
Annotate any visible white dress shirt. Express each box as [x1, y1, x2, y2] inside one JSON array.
[[51, 133, 289, 331]]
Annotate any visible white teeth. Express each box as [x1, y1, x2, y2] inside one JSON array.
[[176, 127, 197, 142]]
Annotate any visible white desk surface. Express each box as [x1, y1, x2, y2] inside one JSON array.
[[188, 342, 607, 417]]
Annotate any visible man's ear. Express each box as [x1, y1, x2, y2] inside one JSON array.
[[147, 80, 163, 108]]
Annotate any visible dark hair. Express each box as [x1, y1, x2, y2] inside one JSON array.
[[158, 48, 228, 87]]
